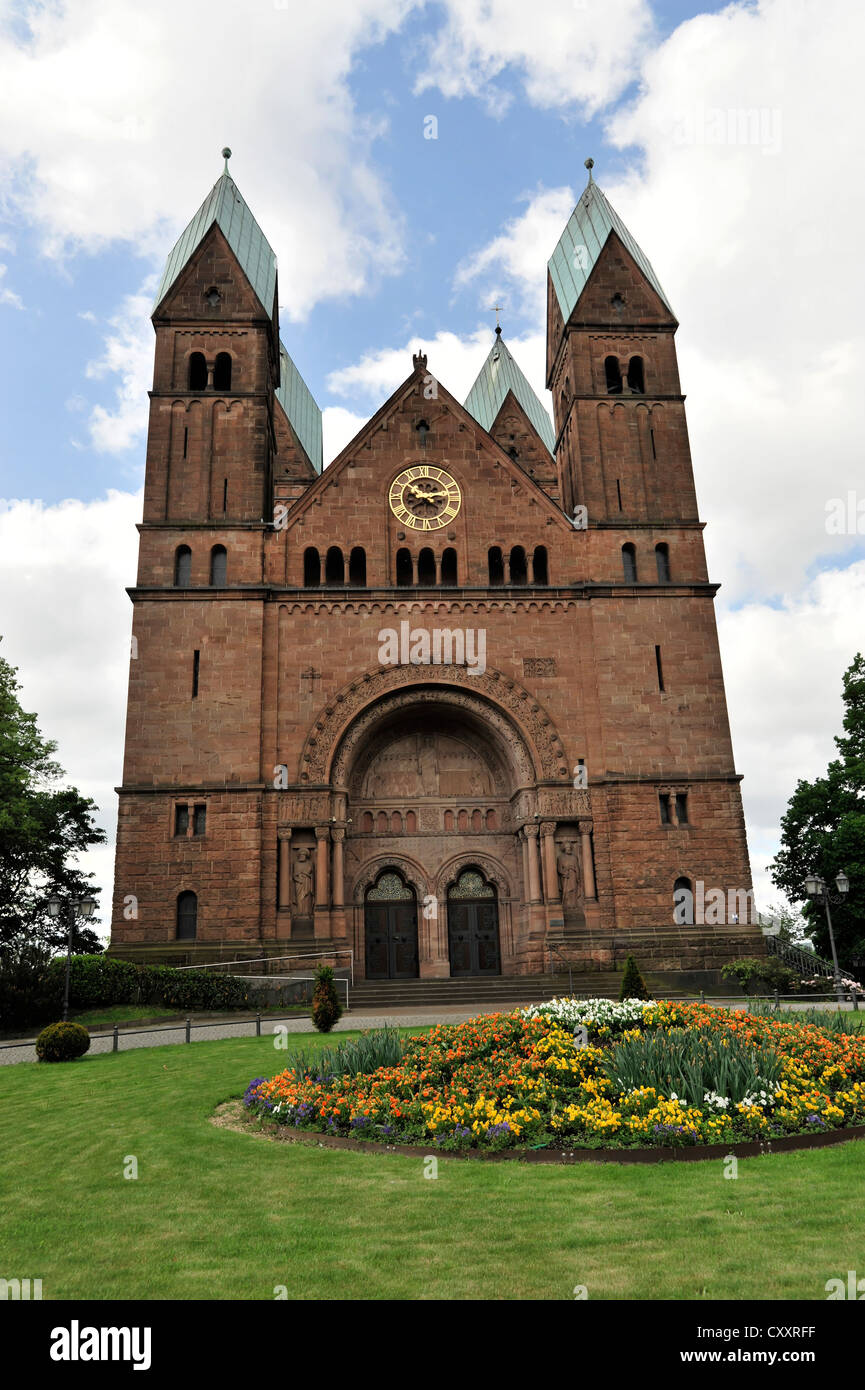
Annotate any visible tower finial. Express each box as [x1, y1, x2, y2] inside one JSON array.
[[490, 302, 504, 333], [584, 156, 594, 184], [222, 146, 232, 174]]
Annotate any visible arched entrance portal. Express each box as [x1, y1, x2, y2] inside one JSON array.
[[447, 867, 501, 977], [364, 870, 419, 979]]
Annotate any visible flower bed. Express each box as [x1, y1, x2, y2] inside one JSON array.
[[243, 1000, 865, 1152]]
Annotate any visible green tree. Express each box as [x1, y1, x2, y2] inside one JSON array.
[[0, 645, 104, 953], [770, 653, 865, 969], [619, 954, 650, 1001]]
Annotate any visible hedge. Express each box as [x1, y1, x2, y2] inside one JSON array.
[[47, 955, 249, 1012]]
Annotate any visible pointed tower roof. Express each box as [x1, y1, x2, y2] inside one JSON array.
[[548, 166, 674, 324], [464, 330, 555, 454], [276, 338, 323, 474], [153, 152, 277, 317]]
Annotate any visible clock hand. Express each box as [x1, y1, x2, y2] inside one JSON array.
[[407, 484, 448, 500]]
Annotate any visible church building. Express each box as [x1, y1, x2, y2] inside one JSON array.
[[109, 153, 761, 982]]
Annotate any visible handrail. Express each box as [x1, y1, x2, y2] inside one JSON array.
[[766, 934, 834, 978], [175, 949, 354, 985]]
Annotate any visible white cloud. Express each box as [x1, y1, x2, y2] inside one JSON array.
[[322, 406, 370, 467], [0, 490, 143, 939], [417, 0, 654, 115], [0, 0, 414, 318], [84, 290, 154, 455], [325, 324, 550, 417], [454, 186, 575, 323], [0, 264, 23, 309], [718, 561, 865, 910]]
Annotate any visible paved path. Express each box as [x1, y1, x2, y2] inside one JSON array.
[[0, 1007, 490, 1066], [2, 998, 858, 1067]]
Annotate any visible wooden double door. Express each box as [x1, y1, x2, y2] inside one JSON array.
[[364, 871, 419, 979], [447, 869, 501, 976]]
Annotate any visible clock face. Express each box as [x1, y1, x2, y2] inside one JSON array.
[[388, 465, 461, 532]]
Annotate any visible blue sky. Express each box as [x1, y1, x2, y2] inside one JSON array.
[[0, 0, 861, 932]]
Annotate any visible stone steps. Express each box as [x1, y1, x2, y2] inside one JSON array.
[[346, 971, 626, 1011]]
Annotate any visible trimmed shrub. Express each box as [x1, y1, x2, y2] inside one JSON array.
[[0, 944, 63, 1033], [620, 955, 650, 1001], [48, 953, 142, 1008], [311, 964, 343, 1033], [35, 1020, 91, 1063], [144, 965, 248, 1012]]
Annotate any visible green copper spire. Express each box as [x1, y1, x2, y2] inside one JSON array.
[[548, 164, 674, 324], [464, 330, 555, 455], [153, 152, 278, 318]]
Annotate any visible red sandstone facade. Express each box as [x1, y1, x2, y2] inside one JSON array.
[[110, 165, 761, 980]]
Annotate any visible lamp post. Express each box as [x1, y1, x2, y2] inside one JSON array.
[[804, 870, 849, 1007], [47, 893, 97, 1022]]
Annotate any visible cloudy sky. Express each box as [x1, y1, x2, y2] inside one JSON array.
[[0, 0, 862, 940]]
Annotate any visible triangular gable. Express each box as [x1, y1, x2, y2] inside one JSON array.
[[283, 361, 571, 530]]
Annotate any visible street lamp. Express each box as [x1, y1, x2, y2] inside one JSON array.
[[803, 870, 850, 1007], [47, 893, 97, 1022]]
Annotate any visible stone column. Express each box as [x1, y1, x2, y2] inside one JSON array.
[[528, 550, 535, 584], [579, 820, 596, 900], [520, 830, 530, 903], [525, 824, 542, 903], [331, 828, 345, 907], [278, 831, 291, 910], [540, 821, 559, 903], [314, 827, 330, 907], [435, 553, 442, 586]]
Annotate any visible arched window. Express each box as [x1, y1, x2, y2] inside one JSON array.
[[176, 891, 198, 941], [488, 546, 504, 586], [627, 356, 645, 393], [507, 446, 519, 461], [174, 545, 192, 588], [391, 811, 403, 834], [324, 546, 344, 585], [457, 809, 468, 831], [622, 543, 637, 583], [441, 548, 458, 586], [376, 811, 388, 833], [486, 809, 497, 830], [673, 876, 694, 926], [406, 811, 417, 833], [532, 545, 549, 585], [348, 546, 366, 587], [416, 420, 429, 445], [303, 547, 320, 587], [471, 809, 482, 831], [444, 810, 455, 831], [209, 545, 227, 586], [417, 547, 436, 585], [213, 352, 232, 391], [604, 355, 623, 394], [396, 548, 413, 587], [188, 353, 207, 391], [655, 543, 671, 583], [361, 812, 373, 832], [509, 545, 527, 585]]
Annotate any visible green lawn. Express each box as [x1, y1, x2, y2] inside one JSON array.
[[1, 1031, 863, 1301]]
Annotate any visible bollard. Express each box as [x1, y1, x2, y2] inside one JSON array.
[[112, 1025, 119, 1053], [699, 990, 705, 1005], [774, 990, 780, 1011], [256, 1012, 261, 1037], [185, 1017, 191, 1043]]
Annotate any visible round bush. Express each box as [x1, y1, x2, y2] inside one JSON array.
[[35, 1021, 91, 1063]]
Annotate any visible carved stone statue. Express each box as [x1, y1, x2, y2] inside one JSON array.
[[293, 849, 315, 917], [556, 840, 581, 908]]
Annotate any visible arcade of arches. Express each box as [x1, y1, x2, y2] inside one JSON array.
[[275, 687, 597, 978]]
